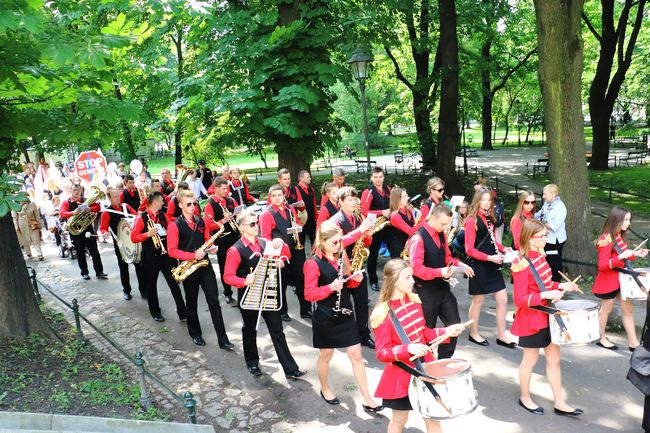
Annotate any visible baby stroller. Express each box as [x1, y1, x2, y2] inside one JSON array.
[[57, 219, 76, 260]]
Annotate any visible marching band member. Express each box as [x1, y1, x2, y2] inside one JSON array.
[[296, 170, 318, 245], [316, 182, 339, 229], [511, 219, 582, 417], [223, 209, 304, 378], [408, 204, 474, 359], [203, 176, 240, 304], [332, 187, 375, 348], [464, 188, 515, 348], [417, 177, 446, 228], [360, 167, 391, 292], [130, 191, 187, 323], [304, 220, 382, 411], [167, 190, 234, 349], [120, 174, 141, 211], [160, 168, 175, 195], [138, 179, 168, 213], [260, 184, 312, 321], [277, 168, 305, 210], [593, 206, 648, 351], [229, 167, 258, 205], [370, 259, 464, 433], [387, 187, 417, 258], [535, 184, 567, 282], [60, 184, 107, 281], [510, 190, 537, 250], [319, 167, 347, 208], [166, 182, 199, 223], [99, 188, 141, 299]]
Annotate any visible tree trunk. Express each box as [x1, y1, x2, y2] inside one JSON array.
[[590, 110, 611, 169], [481, 38, 494, 151], [0, 214, 54, 338], [277, 144, 309, 178], [533, 0, 594, 275], [501, 96, 516, 146], [413, 91, 436, 167]]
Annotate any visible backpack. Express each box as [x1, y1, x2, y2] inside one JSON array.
[[493, 199, 505, 228]]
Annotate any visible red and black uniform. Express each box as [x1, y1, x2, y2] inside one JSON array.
[[99, 204, 143, 295], [592, 232, 635, 299], [317, 199, 338, 229], [371, 293, 449, 409], [510, 210, 534, 250], [416, 197, 440, 229], [361, 184, 391, 286], [120, 187, 141, 211], [464, 212, 506, 295], [283, 185, 305, 210], [304, 252, 361, 348], [387, 207, 416, 258], [229, 178, 256, 205], [511, 251, 560, 347], [161, 179, 175, 196], [296, 182, 318, 245], [203, 195, 240, 299], [332, 210, 372, 341], [130, 209, 186, 320], [166, 196, 200, 223], [60, 197, 104, 277], [223, 237, 299, 372], [167, 215, 231, 346], [408, 224, 461, 358], [260, 203, 310, 316], [139, 194, 169, 214]]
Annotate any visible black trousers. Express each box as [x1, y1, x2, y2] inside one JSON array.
[[237, 288, 298, 372], [351, 278, 371, 340], [544, 240, 565, 282], [71, 231, 103, 276], [140, 254, 186, 319], [303, 215, 316, 246], [112, 241, 144, 295], [216, 235, 238, 298], [417, 285, 461, 359], [281, 248, 311, 316], [644, 395, 650, 433], [367, 226, 388, 286], [182, 266, 229, 343]]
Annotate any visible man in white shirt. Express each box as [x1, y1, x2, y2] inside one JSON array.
[[186, 169, 208, 200], [535, 183, 567, 282]]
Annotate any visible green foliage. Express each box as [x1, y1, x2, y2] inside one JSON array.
[[0, 174, 29, 217]]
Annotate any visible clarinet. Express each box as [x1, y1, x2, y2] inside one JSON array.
[[331, 249, 353, 318], [484, 208, 503, 270]]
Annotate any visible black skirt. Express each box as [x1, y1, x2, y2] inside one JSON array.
[[382, 395, 413, 411], [312, 306, 360, 349], [468, 259, 506, 295], [594, 288, 620, 300], [518, 327, 552, 349]]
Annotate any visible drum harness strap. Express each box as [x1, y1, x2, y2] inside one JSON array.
[[525, 258, 571, 340], [613, 243, 647, 291], [388, 308, 452, 416]]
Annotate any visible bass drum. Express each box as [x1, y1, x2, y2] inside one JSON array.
[[116, 219, 141, 264]]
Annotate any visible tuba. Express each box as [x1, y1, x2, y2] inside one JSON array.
[[172, 223, 224, 282], [67, 187, 105, 236]]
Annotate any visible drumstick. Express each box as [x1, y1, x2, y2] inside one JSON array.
[[632, 239, 648, 253], [409, 320, 474, 361], [558, 271, 584, 294]]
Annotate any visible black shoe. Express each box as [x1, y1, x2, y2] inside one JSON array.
[[224, 295, 234, 305], [96, 273, 108, 279], [81, 274, 91, 281], [596, 341, 618, 351], [469, 335, 490, 346], [192, 336, 206, 346], [361, 337, 375, 349], [153, 315, 165, 322], [219, 341, 235, 351], [300, 311, 312, 320], [285, 369, 307, 380], [519, 399, 544, 415], [496, 339, 517, 349], [178, 312, 187, 321], [362, 404, 384, 413], [247, 365, 263, 376], [123, 292, 132, 301], [630, 345, 639, 352], [554, 407, 583, 417], [281, 313, 291, 322], [370, 283, 380, 292], [320, 390, 339, 405]]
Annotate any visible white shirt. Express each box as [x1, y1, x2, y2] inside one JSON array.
[[535, 196, 567, 244], [187, 177, 207, 199]]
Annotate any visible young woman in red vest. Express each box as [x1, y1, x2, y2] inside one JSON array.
[[510, 190, 537, 250], [592, 206, 648, 351], [511, 219, 582, 417], [387, 187, 417, 258]]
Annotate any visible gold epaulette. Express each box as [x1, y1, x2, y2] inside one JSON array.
[[407, 292, 422, 304], [369, 302, 390, 329], [597, 234, 612, 247], [510, 256, 529, 273]]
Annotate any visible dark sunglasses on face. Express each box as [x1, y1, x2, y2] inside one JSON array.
[[244, 221, 258, 228], [434, 188, 444, 193], [524, 200, 536, 205], [185, 201, 199, 208]]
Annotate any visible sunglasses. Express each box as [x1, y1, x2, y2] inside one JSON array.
[[185, 201, 199, 208], [434, 188, 445, 193], [532, 234, 547, 239], [524, 200, 536, 205], [243, 221, 258, 228], [479, 186, 493, 192]]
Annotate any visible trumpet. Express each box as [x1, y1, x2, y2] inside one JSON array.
[[146, 217, 167, 254], [138, 186, 148, 203], [286, 199, 304, 250], [220, 202, 240, 234]]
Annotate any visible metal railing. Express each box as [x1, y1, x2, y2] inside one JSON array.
[[28, 268, 198, 424]]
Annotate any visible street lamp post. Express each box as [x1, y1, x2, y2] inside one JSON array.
[[348, 47, 372, 174]]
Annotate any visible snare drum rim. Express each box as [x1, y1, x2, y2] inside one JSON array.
[[422, 360, 472, 381], [554, 301, 600, 314]]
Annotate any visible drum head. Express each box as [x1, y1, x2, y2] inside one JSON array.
[[555, 300, 598, 311], [423, 359, 470, 379]]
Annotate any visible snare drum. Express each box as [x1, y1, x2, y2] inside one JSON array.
[[549, 300, 600, 345], [115, 219, 141, 264], [408, 359, 477, 420], [619, 268, 649, 300], [249, 200, 268, 216]]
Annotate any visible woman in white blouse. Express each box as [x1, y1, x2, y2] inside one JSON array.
[[534, 184, 567, 282]]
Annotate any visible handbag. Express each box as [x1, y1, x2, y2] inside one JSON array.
[[627, 322, 650, 395]]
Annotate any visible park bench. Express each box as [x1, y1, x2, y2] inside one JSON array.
[[354, 159, 377, 173], [532, 158, 549, 177], [456, 146, 478, 157], [620, 150, 647, 166]]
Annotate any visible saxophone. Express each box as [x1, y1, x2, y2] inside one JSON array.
[[400, 209, 421, 260], [350, 200, 369, 272], [172, 223, 225, 282], [67, 187, 105, 235], [146, 216, 167, 254]]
